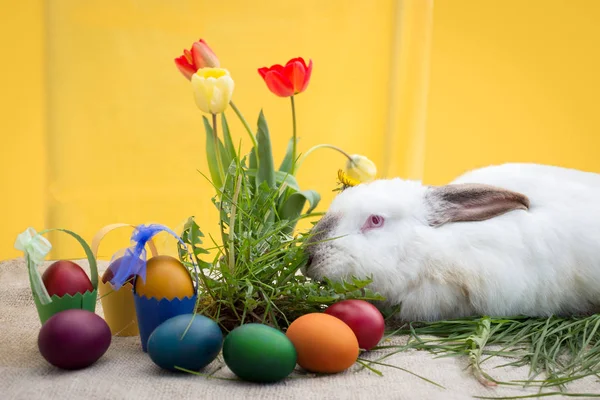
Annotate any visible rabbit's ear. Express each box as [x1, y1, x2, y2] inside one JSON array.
[[425, 183, 530, 227]]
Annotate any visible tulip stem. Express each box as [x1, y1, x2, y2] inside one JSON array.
[[229, 101, 258, 150], [296, 144, 355, 170], [290, 95, 298, 175], [212, 113, 225, 185]]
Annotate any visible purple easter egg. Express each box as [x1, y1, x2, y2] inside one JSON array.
[[38, 309, 112, 370]]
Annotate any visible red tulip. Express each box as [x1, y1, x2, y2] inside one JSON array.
[[175, 39, 220, 80], [258, 57, 313, 97]]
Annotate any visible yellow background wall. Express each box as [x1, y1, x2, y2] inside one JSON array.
[[2, 0, 600, 261], [1, 0, 47, 260], [424, 0, 600, 184]]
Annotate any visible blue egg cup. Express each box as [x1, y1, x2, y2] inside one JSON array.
[[133, 293, 198, 352]]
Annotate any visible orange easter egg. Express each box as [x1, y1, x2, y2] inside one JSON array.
[[285, 313, 359, 373], [135, 255, 194, 300]]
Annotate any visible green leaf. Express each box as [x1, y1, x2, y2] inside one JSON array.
[[278, 189, 321, 222], [202, 116, 223, 189], [181, 216, 202, 246], [221, 113, 237, 166], [323, 276, 374, 294], [249, 146, 257, 170], [247, 146, 258, 190], [183, 216, 210, 255], [245, 169, 300, 192], [278, 137, 295, 173], [178, 217, 211, 269], [256, 110, 275, 189], [218, 140, 231, 172]]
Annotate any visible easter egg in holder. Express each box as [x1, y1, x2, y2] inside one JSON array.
[[107, 223, 199, 352], [92, 223, 160, 337], [14, 227, 99, 325]]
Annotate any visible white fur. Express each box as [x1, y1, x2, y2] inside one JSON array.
[[305, 163, 600, 321]]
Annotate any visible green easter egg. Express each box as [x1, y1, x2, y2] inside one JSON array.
[[223, 323, 297, 383]]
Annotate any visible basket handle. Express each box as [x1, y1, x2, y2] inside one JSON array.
[[15, 228, 98, 305], [91, 223, 159, 261]]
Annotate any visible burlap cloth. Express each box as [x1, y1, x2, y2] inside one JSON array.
[[1, 258, 598, 400]]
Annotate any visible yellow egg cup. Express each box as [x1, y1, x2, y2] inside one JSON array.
[[25, 228, 99, 325], [92, 223, 159, 337]]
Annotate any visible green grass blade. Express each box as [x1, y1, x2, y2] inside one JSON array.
[[357, 358, 446, 389], [474, 393, 600, 399]]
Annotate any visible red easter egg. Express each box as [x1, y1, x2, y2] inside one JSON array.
[[324, 299, 385, 350], [42, 260, 94, 297]]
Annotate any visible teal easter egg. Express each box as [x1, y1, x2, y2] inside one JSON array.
[[147, 313, 222, 372], [223, 323, 297, 383]]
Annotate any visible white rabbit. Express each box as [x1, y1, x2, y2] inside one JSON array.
[[304, 163, 600, 321]]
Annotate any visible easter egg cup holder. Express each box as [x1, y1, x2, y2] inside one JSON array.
[[133, 292, 198, 352], [25, 228, 99, 325], [97, 280, 137, 336], [34, 290, 98, 325], [104, 223, 201, 352], [92, 223, 159, 337]]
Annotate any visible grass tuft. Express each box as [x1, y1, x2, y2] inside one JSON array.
[[365, 314, 600, 396], [177, 158, 384, 333]]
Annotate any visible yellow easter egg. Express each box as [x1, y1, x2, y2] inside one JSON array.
[[135, 255, 194, 300]]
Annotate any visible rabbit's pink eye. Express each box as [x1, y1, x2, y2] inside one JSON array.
[[362, 215, 384, 232], [371, 216, 383, 225]]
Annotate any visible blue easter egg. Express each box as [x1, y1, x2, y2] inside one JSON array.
[[147, 313, 223, 372]]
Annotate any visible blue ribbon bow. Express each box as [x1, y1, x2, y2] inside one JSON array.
[[108, 223, 191, 290]]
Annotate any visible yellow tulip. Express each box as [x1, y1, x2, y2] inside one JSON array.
[[345, 154, 377, 183], [191, 68, 234, 114]]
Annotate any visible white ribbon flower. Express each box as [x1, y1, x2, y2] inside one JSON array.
[[14, 227, 53, 304], [14, 227, 52, 264]]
